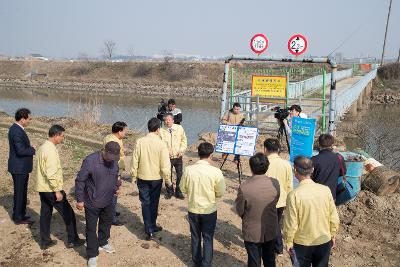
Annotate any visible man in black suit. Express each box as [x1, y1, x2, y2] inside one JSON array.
[[8, 108, 35, 224]]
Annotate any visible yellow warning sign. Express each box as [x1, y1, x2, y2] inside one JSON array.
[[251, 75, 287, 98]]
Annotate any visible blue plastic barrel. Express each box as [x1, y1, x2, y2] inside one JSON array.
[[336, 152, 364, 206]]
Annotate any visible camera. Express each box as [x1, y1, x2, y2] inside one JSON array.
[[157, 99, 167, 121], [272, 106, 290, 121]]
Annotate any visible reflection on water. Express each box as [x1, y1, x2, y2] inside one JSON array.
[[0, 87, 221, 144]]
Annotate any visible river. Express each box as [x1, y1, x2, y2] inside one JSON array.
[[0, 87, 221, 144]]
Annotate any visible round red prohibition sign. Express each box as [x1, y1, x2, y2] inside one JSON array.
[[288, 34, 308, 56], [250, 34, 269, 55]]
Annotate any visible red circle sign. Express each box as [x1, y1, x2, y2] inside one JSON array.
[[288, 34, 308, 56], [250, 34, 269, 55]]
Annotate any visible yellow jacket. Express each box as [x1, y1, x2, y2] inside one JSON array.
[[35, 140, 63, 192], [221, 111, 244, 125], [103, 134, 125, 171], [283, 179, 340, 248], [265, 153, 293, 208], [180, 160, 225, 214], [130, 132, 171, 185], [160, 124, 187, 159]]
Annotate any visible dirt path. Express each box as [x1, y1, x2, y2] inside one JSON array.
[[0, 119, 399, 267]]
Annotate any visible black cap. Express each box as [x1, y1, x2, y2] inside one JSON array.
[[104, 141, 120, 162]]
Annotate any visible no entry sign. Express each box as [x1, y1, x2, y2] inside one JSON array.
[[250, 34, 269, 55], [288, 34, 308, 56]]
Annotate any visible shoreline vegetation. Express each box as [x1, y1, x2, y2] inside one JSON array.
[[0, 60, 333, 98]]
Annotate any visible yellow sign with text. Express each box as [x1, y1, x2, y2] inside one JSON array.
[[251, 75, 287, 98]]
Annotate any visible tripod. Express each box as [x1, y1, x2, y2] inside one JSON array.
[[277, 120, 291, 154], [220, 154, 243, 184]]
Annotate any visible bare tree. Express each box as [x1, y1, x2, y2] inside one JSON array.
[[103, 40, 116, 60]]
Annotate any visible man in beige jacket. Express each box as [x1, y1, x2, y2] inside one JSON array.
[[36, 125, 84, 250], [131, 118, 172, 241], [160, 113, 187, 199]]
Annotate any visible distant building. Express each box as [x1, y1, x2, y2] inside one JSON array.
[[28, 54, 48, 61]]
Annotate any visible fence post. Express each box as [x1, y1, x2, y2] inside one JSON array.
[[285, 72, 290, 107], [230, 67, 234, 108], [328, 61, 338, 134], [322, 69, 327, 133], [256, 95, 260, 128], [220, 62, 230, 119]]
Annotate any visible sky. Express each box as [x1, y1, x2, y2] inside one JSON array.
[[0, 0, 399, 59]]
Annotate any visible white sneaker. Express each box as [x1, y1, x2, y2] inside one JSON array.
[[99, 243, 115, 253], [87, 256, 97, 267]]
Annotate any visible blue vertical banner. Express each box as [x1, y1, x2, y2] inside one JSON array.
[[290, 117, 316, 162]]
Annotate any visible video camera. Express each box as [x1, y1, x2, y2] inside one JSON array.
[[272, 106, 290, 121], [157, 99, 167, 121]]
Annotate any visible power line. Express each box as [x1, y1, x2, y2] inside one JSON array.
[[327, 1, 383, 57]]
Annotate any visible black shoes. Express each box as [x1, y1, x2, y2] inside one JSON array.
[[112, 220, 124, 226], [175, 191, 185, 200], [66, 238, 85, 248], [145, 233, 156, 241], [14, 219, 34, 225], [40, 240, 57, 250]]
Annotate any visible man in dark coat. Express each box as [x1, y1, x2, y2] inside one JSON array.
[[235, 153, 280, 267], [8, 108, 36, 224], [311, 134, 347, 201]]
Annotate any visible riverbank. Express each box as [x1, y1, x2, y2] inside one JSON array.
[[0, 115, 399, 266], [0, 60, 332, 98]]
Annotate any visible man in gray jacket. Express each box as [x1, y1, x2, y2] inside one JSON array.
[[235, 153, 280, 267]]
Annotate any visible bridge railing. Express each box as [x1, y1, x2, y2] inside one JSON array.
[[334, 69, 377, 120], [288, 68, 353, 98], [232, 68, 353, 102]]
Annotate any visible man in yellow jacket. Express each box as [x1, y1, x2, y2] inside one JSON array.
[[283, 156, 339, 266], [264, 138, 293, 255], [131, 118, 172, 241], [160, 113, 187, 199], [103, 121, 127, 226], [36, 125, 84, 250]]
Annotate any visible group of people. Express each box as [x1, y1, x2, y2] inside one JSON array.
[[7, 103, 345, 267]]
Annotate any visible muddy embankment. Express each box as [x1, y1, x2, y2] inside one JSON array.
[[371, 63, 400, 104]]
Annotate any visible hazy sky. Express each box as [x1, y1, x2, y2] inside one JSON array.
[[0, 0, 399, 59]]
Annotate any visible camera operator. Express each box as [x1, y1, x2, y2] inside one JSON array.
[[157, 99, 167, 122], [283, 104, 308, 138], [167, 99, 182, 125], [221, 102, 244, 125]]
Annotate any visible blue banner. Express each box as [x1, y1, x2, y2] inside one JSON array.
[[290, 117, 316, 162]]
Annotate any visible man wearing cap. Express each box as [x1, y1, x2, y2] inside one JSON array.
[[131, 118, 172, 241], [160, 113, 187, 200], [75, 141, 122, 267]]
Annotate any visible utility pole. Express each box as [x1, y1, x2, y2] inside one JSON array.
[[380, 0, 393, 66], [398, 48, 400, 63]]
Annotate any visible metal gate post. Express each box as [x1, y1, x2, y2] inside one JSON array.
[[322, 69, 327, 132], [220, 61, 230, 118], [328, 60, 338, 134]]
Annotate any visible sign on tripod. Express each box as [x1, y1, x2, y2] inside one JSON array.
[[288, 34, 308, 56], [290, 117, 316, 161], [215, 125, 258, 157], [250, 34, 269, 55]]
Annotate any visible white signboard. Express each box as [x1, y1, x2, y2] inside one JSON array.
[[215, 125, 259, 157]]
